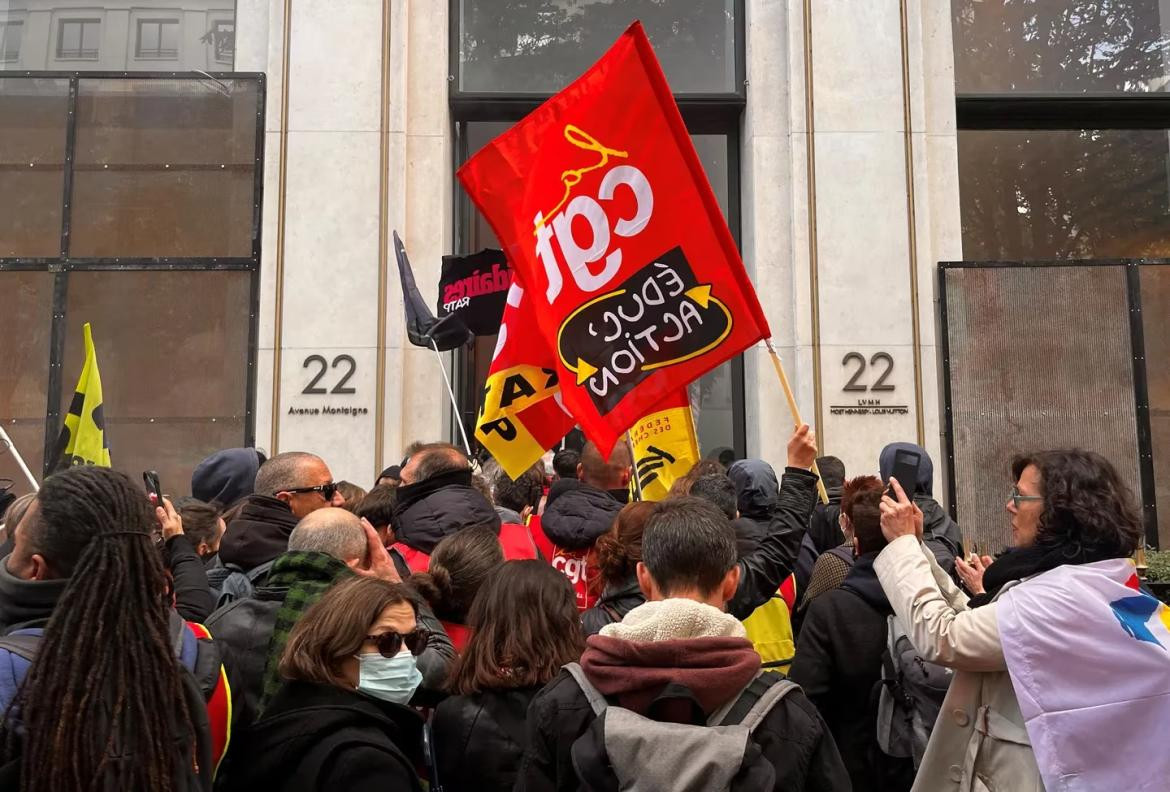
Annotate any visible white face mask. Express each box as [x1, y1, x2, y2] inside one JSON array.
[[355, 649, 422, 705]]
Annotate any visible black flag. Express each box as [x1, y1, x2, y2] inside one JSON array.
[[394, 231, 473, 351], [437, 249, 511, 336]]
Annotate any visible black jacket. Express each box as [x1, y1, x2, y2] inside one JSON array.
[[219, 680, 424, 792], [515, 669, 849, 792], [164, 535, 214, 623], [431, 686, 541, 792], [789, 554, 914, 792], [540, 484, 623, 552], [726, 467, 819, 620], [581, 577, 643, 637], [217, 495, 299, 571], [206, 578, 455, 729], [395, 470, 501, 555]]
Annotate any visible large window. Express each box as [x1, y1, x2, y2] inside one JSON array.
[[0, 75, 264, 498], [56, 18, 101, 60], [0, 20, 22, 64], [950, 0, 1170, 547], [451, 0, 747, 460], [136, 19, 180, 60]]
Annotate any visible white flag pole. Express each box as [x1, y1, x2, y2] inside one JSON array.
[[430, 338, 473, 457], [0, 424, 39, 491]]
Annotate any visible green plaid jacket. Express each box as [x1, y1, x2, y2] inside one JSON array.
[[259, 550, 355, 709]]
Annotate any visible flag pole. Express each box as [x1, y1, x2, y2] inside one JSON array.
[[0, 424, 39, 492], [764, 339, 828, 504], [429, 338, 473, 458], [625, 431, 644, 502]]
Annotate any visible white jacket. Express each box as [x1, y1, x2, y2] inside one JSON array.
[[874, 535, 1043, 792]]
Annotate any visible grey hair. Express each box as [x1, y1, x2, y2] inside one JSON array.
[[287, 508, 367, 564], [254, 451, 324, 496]]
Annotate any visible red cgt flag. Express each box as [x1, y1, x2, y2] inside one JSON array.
[[459, 22, 770, 456]]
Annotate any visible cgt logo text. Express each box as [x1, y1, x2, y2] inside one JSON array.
[[529, 125, 732, 414]]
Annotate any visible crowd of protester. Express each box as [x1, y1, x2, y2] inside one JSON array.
[[0, 424, 1162, 791]]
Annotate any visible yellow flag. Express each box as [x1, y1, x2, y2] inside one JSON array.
[[628, 391, 699, 501], [52, 323, 111, 470]]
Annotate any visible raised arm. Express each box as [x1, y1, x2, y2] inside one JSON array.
[[727, 426, 818, 620]]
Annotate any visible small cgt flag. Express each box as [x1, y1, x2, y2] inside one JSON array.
[[458, 22, 770, 457], [51, 322, 111, 472]]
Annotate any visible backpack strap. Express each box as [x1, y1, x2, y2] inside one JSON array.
[[563, 662, 608, 717], [246, 559, 275, 583], [0, 635, 40, 663], [715, 672, 800, 732]]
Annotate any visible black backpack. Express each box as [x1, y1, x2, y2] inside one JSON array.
[[873, 614, 953, 768]]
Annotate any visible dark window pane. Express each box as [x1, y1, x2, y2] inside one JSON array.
[[70, 78, 259, 258], [0, 271, 54, 494], [1141, 264, 1170, 547], [953, 0, 1170, 93], [59, 270, 251, 492], [0, 78, 68, 257], [457, 0, 738, 94], [958, 129, 1170, 260]]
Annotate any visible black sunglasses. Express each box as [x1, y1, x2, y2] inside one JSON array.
[[366, 629, 429, 658], [284, 482, 338, 501]]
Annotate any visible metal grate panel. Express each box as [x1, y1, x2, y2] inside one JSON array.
[[943, 264, 1141, 554]]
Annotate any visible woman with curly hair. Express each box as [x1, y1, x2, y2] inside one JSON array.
[[875, 449, 1153, 792], [580, 501, 658, 636]]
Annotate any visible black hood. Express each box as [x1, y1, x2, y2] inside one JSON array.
[[394, 469, 501, 555], [544, 477, 582, 510], [226, 680, 423, 787], [727, 459, 779, 519], [540, 483, 622, 551], [190, 447, 263, 508], [838, 553, 891, 613], [217, 494, 299, 570], [878, 442, 935, 497]]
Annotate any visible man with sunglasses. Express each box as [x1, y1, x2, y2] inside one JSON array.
[[213, 452, 343, 602]]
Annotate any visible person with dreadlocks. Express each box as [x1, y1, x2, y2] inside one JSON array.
[[0, 466, 230, 791]]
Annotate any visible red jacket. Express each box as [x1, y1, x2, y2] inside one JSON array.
[[393, 522, 539, 573]]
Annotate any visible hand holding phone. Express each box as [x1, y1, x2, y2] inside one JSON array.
[[143, 470, 163, 508]]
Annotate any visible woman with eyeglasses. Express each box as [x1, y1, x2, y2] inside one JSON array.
[[874, 450, 1151, 792], [220, 575, 430, 792]]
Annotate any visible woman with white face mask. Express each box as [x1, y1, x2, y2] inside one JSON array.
[[219, 576, 429, 792]]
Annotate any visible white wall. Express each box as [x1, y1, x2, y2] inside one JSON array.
[[743, 0, 960, 490]]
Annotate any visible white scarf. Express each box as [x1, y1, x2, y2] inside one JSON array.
[[599, 598, 746, 642]]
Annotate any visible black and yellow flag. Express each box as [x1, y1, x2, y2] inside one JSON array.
[[628, 390, 699, 501], [52, 323, 111, 471]]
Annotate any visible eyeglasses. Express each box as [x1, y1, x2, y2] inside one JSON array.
[[365, 629, 429, 658], [283, 482, 338, 501], [1009, 486, 1043, 509]]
